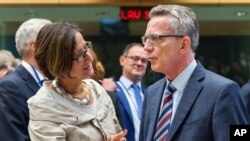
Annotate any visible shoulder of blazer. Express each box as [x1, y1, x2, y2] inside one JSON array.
[[14, 65, 40, 93], [15, 65, 35, 81], [148, 78, 166, 90], [0, 65, 32, 84], [83, 79, 106, 98]]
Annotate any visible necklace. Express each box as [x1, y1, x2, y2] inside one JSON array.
[[52, 80, 90, 105]]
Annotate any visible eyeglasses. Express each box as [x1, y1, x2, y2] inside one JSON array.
[[125, 56, 148, 64], [141, 34, 184, 45], [72, 41, 92, 63]]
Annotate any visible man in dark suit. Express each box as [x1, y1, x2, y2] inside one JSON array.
[[139, 5, 249, 141], [241, 80, 250, 121], [0, 18, 51, 141], [116, 43, 148, 141]]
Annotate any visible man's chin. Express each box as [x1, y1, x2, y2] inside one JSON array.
[[132, 73, 144, 78]]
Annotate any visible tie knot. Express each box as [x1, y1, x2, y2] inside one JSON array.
[[166, 83, 176, 95], [131, 83, 139, 89]]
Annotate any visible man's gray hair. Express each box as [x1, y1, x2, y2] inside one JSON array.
[[149, 5, 199, 51], [15, 18, 51, 57]]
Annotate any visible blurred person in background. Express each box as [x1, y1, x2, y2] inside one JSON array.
[[0, 49, 19, 79], [29, 22, 126, 141], [0, 18, 51, 141], [116, 43, 148, 141]]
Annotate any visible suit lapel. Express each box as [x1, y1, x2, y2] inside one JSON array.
[[148, 78, 167, 140], [168, 63, 205, 141], [115, 83, 134, 122], [16, 65, 40, 94]]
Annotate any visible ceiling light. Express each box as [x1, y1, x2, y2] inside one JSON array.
[[235, 11, 247, 17]]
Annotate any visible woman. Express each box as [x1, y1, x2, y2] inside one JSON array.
[[28, 22, 126, 141]]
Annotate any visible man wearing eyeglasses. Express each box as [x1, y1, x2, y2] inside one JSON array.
[[116, 43, 148, 141], [139, 5, 249, 141]]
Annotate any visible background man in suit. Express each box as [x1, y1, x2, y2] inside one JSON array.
[[0, 18, 51, 141], [139, 5, 249, 141], [116, 43, 148, 141]]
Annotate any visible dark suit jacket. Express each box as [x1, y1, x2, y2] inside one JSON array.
[[107, 91, 122, 126], [115, 82, 145, 141], [139, 62, 249, 141], [241, 80, 250, 121], [0, 65, 40, 141]]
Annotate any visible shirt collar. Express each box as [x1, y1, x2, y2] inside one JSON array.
[[170, 59, 197, 93], [21, 60, 46, 83], [120, 76, 142, 89]]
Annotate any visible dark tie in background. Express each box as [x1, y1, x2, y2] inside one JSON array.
[[131, 83, 142, 119], [154, 83, 177, 141]]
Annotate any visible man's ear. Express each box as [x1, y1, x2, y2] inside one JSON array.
[[29, 41, 36, 51], [180, 36, 191, 51], [119, 55, 125, 66]]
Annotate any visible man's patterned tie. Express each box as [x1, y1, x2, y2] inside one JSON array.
[[154, 83, 176, 141]]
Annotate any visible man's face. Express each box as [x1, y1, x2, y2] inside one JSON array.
[[120, 45, 148, 82], [143, 16, 183, 75], [0, 68, 9, 79]]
